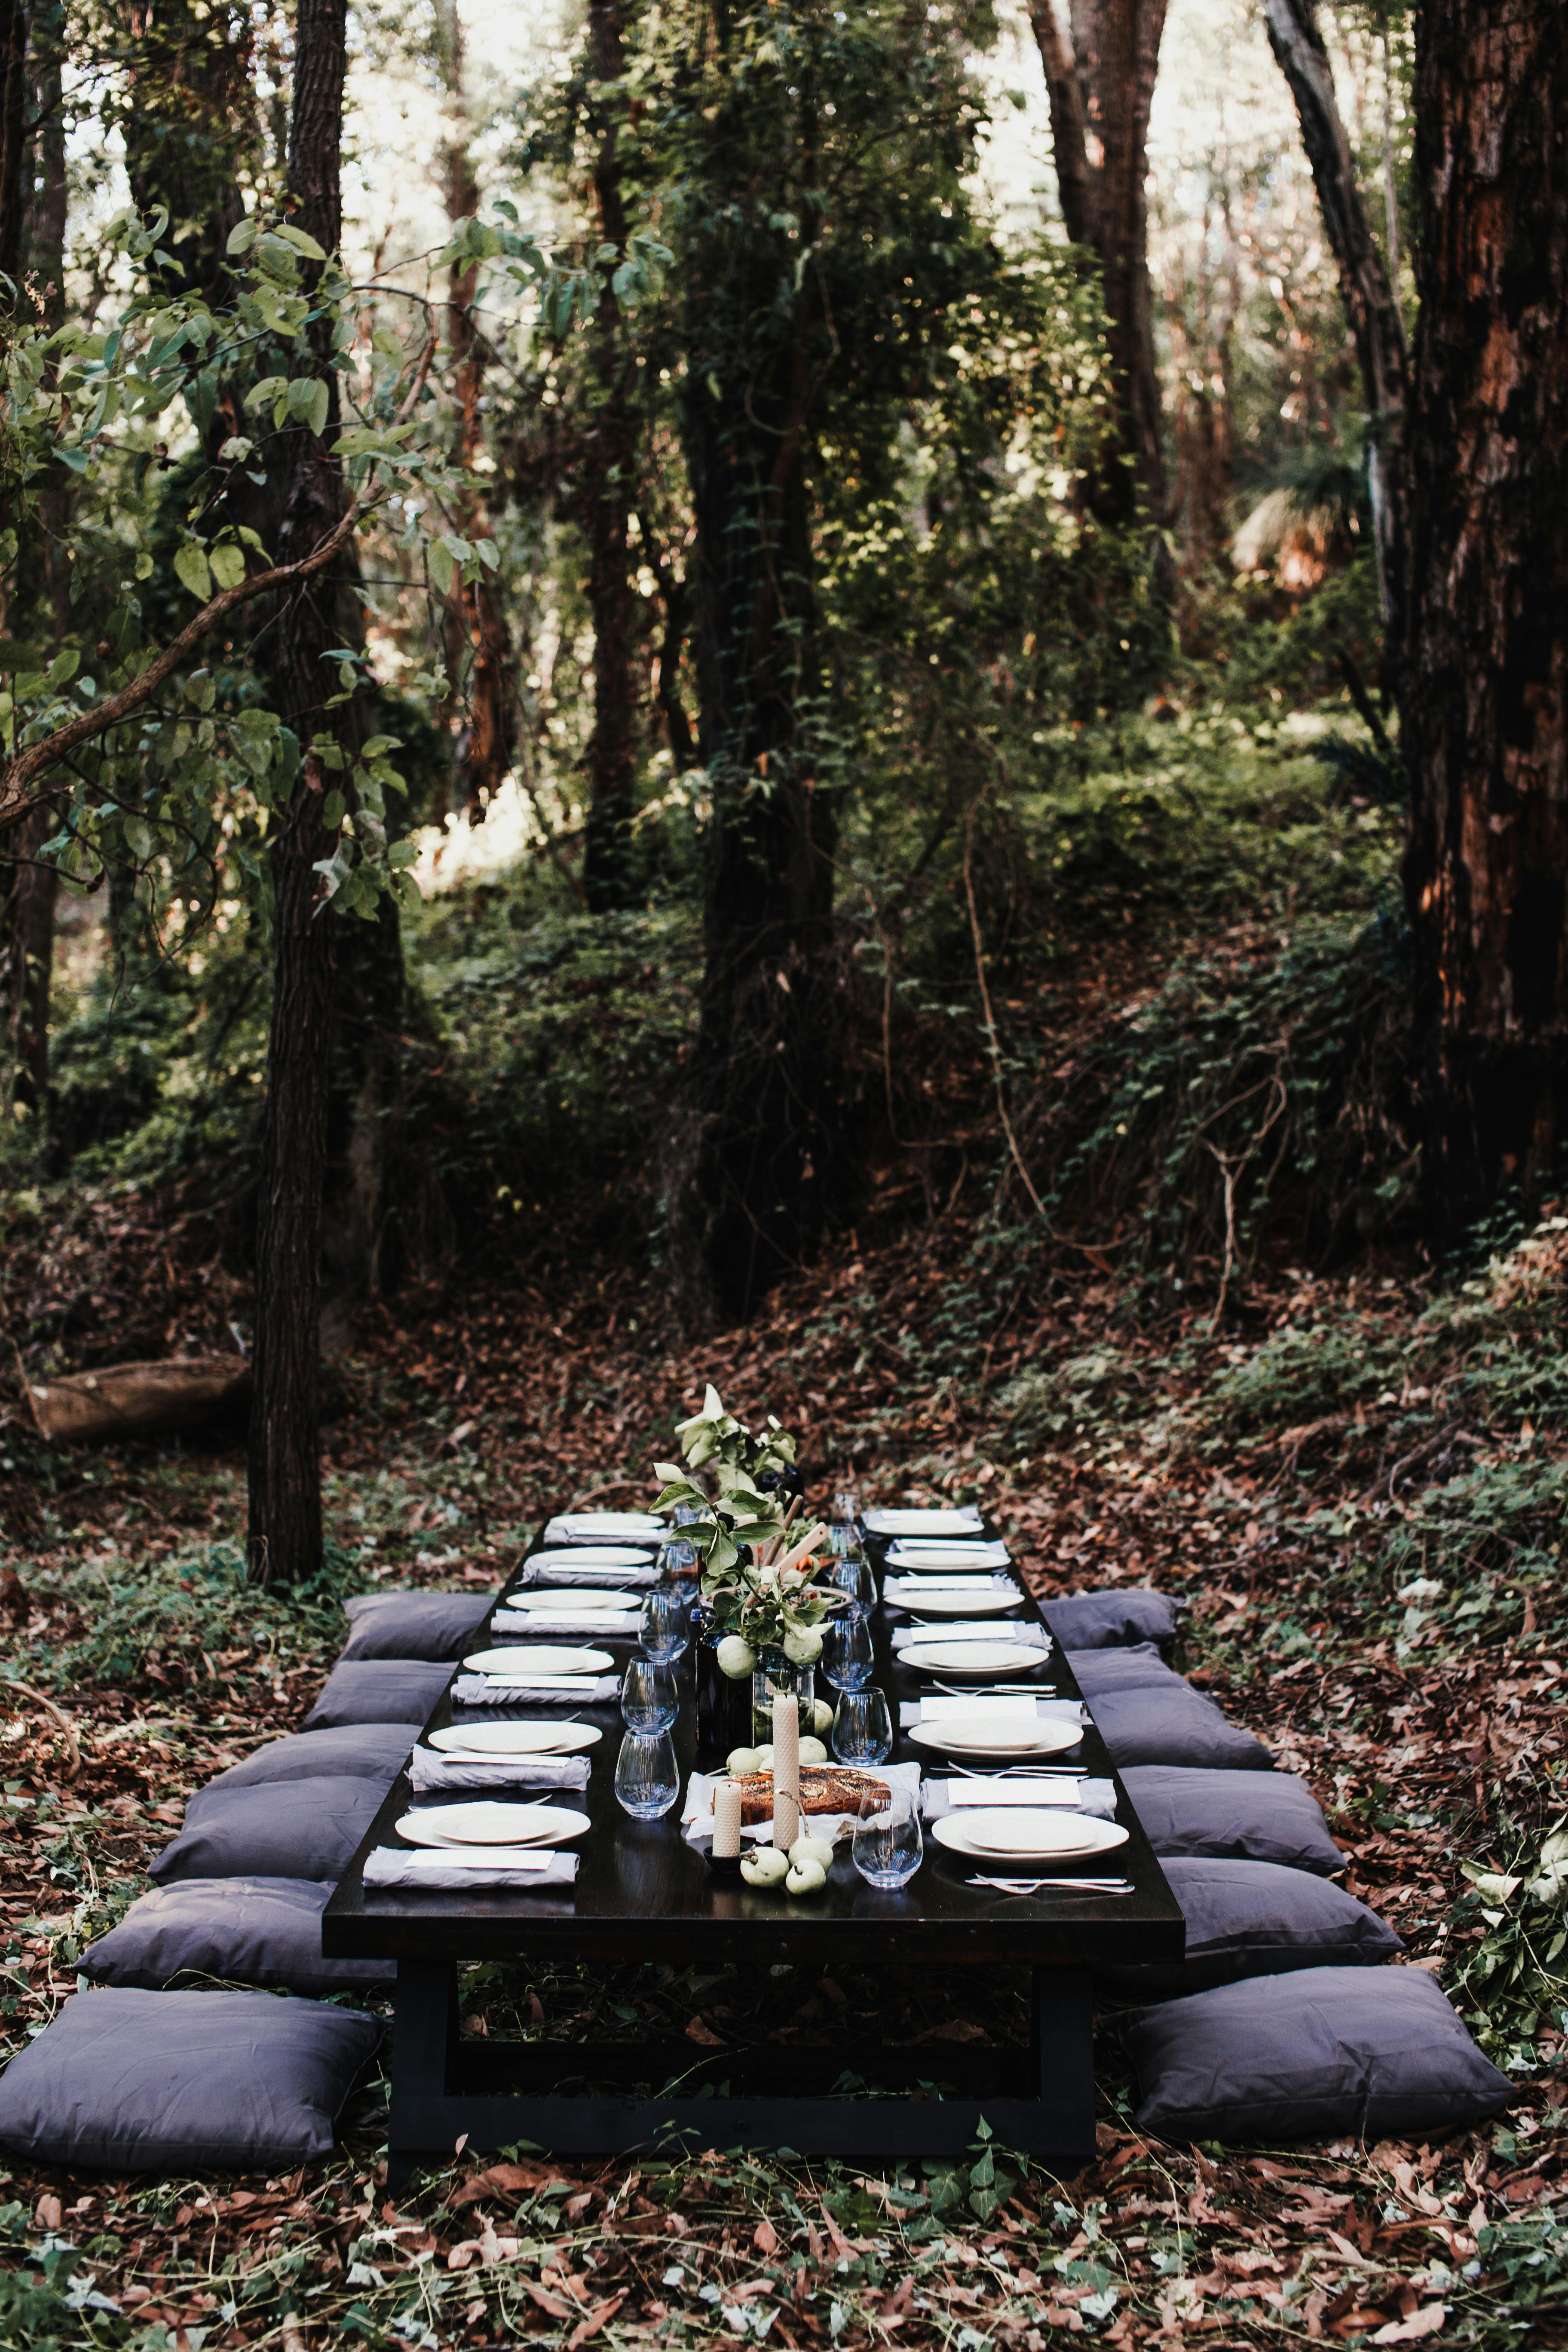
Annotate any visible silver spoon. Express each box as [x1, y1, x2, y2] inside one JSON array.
[[966, 1875, 1132, 1895]]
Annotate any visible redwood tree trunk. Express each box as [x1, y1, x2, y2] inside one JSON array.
[[1028, 0, 1169, 522], [247, 0, 353, 1585], [1401, 0, 1568, 1225], [1262, 0, 1409, 646], [579, 0, 639, 912], [437, 0, 515, 822], [0, 0, 27, 295]]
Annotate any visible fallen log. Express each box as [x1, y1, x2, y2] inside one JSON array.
[[26, 1356, 252, 1445]]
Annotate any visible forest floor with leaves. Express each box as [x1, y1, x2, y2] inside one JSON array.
[[0, 1180, 1565, 2351]]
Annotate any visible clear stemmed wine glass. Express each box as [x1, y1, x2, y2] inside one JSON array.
[[821, 1613, 873, 1690], [640, 1589, 690, 1661], [832, 1687, 893, 1763], [622, 1656, 679, 1731], [614, 1729, 680, 1819], [851, 1780, 922, 1887]]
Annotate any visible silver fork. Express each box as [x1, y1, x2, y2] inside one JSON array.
[[966, 1875, 1132, 1895], [946, 1761, 1083, 1778]]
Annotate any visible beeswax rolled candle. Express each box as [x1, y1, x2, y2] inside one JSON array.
[[772, 1690, 801, 1855], [713, 1779, 743, 1861]]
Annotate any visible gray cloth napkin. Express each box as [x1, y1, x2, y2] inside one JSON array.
[[451, 1673, 620, 1707], [921, 1776, 1115, 1821], [363, 1848, 579, 1890], [408, 1747, 592, 1794], [513, 1559, 659, 1589], [491, 1608, 642, 1638], [899, 1697, 1086, 1728], [891, 1620, 1050, 1652], [544, 1517, 665, 1547]]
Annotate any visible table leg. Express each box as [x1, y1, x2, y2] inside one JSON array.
[[387, 1958, 459, 2190], [1031, 1965, 1096, 2159]]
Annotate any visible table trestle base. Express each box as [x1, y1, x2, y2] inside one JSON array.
[[386, 1959, 1096, 2182]]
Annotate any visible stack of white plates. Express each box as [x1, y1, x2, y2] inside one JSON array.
[[429, 1722, 601, 1758], [463, 1645, 615, 1679], [395, 1798, 591, 1850], [907, 1715, 1081, 1761], [931, 1809, 1129, 1864], [897, 1635, 1042, 1675]]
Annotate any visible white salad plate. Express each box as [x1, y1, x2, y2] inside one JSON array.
[[395, 1802, 591, 1849], [509, 1589, 644, 1614], [863, 1508, 983, 1537], [932, 1811, 1130, 1864], [527, 1545, 656, 1570], [904, 1590, 1025, 1617], [463, 1645, 615, 1676], [907, 1716, 1081, 1761], [428, 1722, 601, 1756], [897, 1638, 1042, 1675]]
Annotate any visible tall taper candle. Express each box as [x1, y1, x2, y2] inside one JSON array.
[[772, 1690, 801, 1854], [713, 1779, 742, 1861]]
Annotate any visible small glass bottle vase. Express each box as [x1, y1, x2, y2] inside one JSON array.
[[750, 1650, 816, 1749], [693, 1600, 752, 1768]]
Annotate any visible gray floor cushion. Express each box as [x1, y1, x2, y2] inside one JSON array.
[[303, 1659, 452, 1730], [1120, 1766, 1344, 1876], [1101, 1859, 1403, 1994], [1121, 1966, 1510, 2144], [340, 1590, 492, 1662], [1043, 1588, 1182, 1651], [151, 1777, 386, 1884], [82, 1879, 395, 1997], [1069, 1644, 1185, 1697], [0, 1988, 380, 2170], [1091, 1685, 1273, 1770], [204, 1724, 413, 1792]]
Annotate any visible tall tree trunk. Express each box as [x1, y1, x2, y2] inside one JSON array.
[[1401, 0, 1568, 1227], [120, 0, 251, 303], [247, 0, 355, 1586], [680, 81, 840, 1323], [0, 0, 27, 296], [1262, 0, 1409, 649], [435, 0, 515, 823], [1, 0, 66, 1115], [1027, 0, 1169, 523], [579, 0, 639, 913]]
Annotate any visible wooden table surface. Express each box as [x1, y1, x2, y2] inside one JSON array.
[[323, 1528, 1184, 1972]]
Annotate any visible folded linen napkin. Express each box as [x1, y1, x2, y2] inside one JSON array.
[[891, 1620, 1050, 1651], [886, 1539, 1012, 1569], [900, 1695, 1086, 1728], [863, 1507, 983, 1537], [408, 1747, 592, 1794], [513, 1557, 660, 1589], [363, 1847, 580, 1890], [544, 1514, 667, 1545], [491, 1608, 643, 1638], [451, 1673, 621, 1707], [683, 1760, 924, 1846], [921, 1776, 1116, 1821]]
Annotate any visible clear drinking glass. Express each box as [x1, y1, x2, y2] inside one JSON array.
[[658, 1536, 700, 1583], [622, 1655, 679, 1731], [832, 1687, 893, 1764], [851, 1780, 922, 1888], [832, 1488, 860, 1525], [614, 1728, 680, 1819], [821, 1613, 873, 1691], [822, 1557, 871, 1618], [640, 1588, 690, 1661]]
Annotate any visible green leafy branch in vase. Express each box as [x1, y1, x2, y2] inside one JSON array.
[[653, 1386, 832, 1677]]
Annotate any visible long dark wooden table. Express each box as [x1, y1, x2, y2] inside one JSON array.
[[324, 1521, 1183, 2178]]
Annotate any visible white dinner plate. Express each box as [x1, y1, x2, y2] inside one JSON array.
[[863, 1508, 983, 1536], [395, 1801, 591, 1849], [428, 1722, 601, 1756], [509, 1589, 644, 1614], [464, 1645, 615, 1676], [527, 1546, 656, 1569], [897, 1638, 1042, 1675], [932, 1811, 1130, 1864], [907, 1717, 1082, 1761], [904, 1590, 1025, 1617]]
